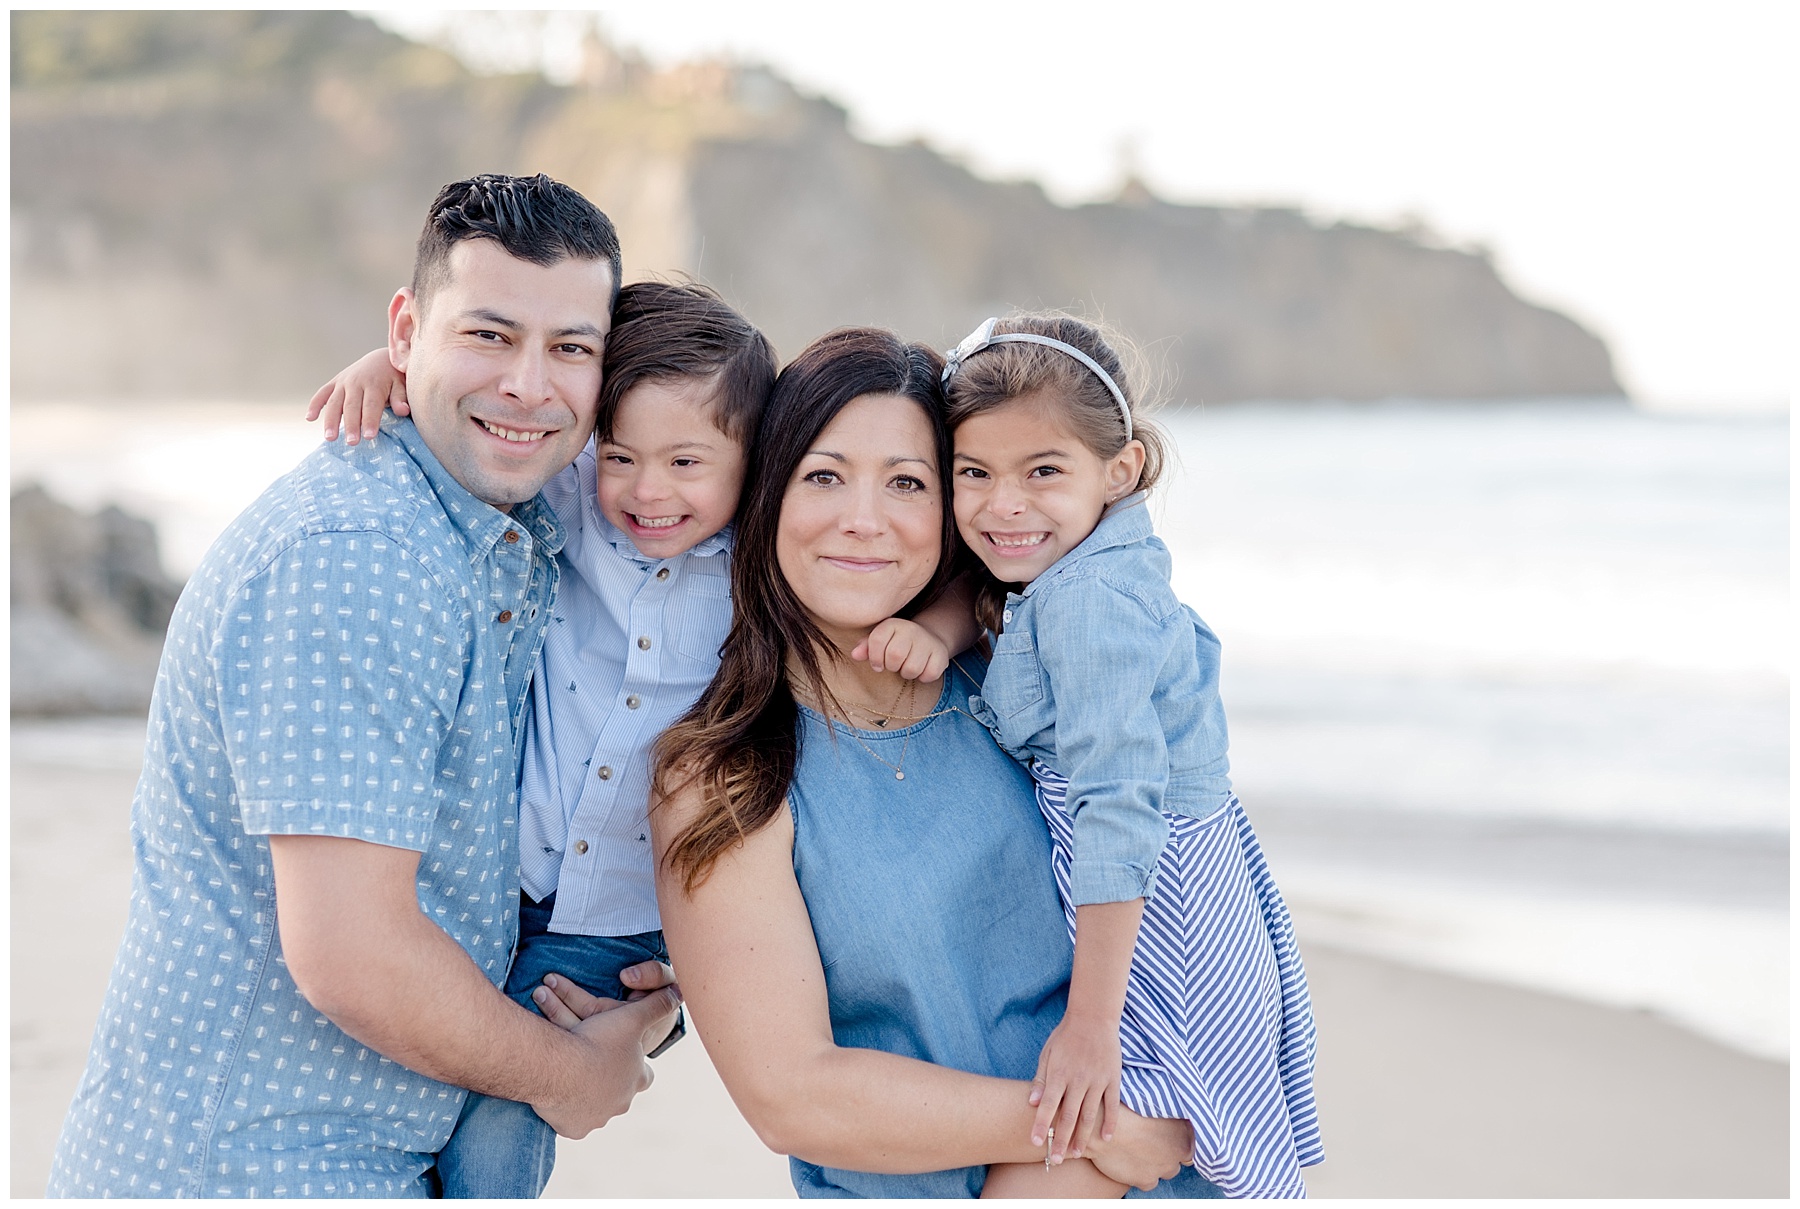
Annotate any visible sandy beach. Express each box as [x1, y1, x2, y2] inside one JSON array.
[[11, 720, 1788, 1198]]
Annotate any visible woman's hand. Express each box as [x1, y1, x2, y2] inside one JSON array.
[[305, 347, 409, 445], [1081, 1107, 1191, 1192]]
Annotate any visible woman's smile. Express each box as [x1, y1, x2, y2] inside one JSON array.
[[776, 392, 942, 645]]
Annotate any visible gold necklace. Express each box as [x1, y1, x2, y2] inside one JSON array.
[[842, 676, 917, 729], [795, 678, 953, 781], [843, 697, 960, 781], [851, 727, 915, 781]]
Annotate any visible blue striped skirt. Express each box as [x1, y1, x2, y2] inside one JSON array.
[[1032, 765, 1324, 1198]]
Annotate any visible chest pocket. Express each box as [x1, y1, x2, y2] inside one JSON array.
[[984, 630, 1046, 718], [668, 573, 734, 662]]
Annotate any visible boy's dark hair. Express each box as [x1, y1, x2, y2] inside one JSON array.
[[412, 173, 622, 313], [598, 280, 777, 447]]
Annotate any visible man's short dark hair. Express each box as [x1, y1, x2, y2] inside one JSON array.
[[412, 173, 622, 312], [598, 280, 777, 447]]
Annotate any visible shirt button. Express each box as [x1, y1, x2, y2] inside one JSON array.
[[496, 610, 513, 624], [503, 530, 520, 544], [597, 765, 613, 780], [655, 568, 670, 580], [626, 695, 641, 709], [1002, 608, 1013, 624], [574, 840, 589, 855], [637, 636, 652, 650]]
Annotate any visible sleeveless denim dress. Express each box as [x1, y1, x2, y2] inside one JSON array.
[[786, 661, 1223, 1198]]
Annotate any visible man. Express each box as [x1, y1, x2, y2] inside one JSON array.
[[48, 174, 680, 1198]]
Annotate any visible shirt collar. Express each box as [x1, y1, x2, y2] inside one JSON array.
[[386, 415, 565, 562], [1019, 491, 1152, 598]]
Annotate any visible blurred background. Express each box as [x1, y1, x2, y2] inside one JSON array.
[[10, 6, 1789, 1198]]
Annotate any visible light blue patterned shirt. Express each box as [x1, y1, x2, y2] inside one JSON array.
[[518, 442, 733, 935], [49, 416, 562, 1198]]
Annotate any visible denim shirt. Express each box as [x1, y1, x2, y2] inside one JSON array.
[[49, 416, 562, 1198], [787, 660, 1221, 1200], [968, 494, 1231, 907]]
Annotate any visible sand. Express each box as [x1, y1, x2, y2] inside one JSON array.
[[10, 727, 1788, 1198]]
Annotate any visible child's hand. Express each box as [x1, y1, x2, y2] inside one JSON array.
[[1029, 1013, 1123, 1165], [851, 617, 951, 682], [305, 347, 409, 445]]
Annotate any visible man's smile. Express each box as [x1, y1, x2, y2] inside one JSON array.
[[478, 419, 551, 443]]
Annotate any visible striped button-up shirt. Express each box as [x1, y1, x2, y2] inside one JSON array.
[[49, 417, 561, 1198], [518, 442, 733, 935]]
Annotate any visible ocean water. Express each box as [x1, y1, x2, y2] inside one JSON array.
[[1152, 401, 1788, 1058], [10, 399, 1790, 1058]]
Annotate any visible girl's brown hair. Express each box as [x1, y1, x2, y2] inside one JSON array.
[[943, 313, 1168, 633], [653, 327, 957, 892]]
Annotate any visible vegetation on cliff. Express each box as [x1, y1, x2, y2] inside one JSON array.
[[11, 10, 1621, 402]]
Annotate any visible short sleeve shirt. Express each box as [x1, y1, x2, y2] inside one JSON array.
[[48, 416, 562, 1198]]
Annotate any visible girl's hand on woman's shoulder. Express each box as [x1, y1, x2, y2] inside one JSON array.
[[306, 347, 410, 445], [852, 617, 951, 682], [1081, 1108, 1191, 1192]]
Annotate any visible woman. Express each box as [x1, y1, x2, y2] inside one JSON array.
[[542, 328, 1218, 1196]]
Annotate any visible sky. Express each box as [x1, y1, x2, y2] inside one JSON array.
[[372, 3, 1794, 410]]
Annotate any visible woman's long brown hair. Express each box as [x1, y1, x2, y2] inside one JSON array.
[[653, 327, 959, 892]]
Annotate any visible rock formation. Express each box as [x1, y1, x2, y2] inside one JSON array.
[[10, 10, 1622, 403], [11, 486, 183, 714]]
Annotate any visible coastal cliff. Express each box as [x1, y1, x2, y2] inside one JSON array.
[[11, 11, 1622, 404]]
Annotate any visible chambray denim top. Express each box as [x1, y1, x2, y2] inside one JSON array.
[[786, 661, 1220, 1199], [968, 495, 1232, 907], [49, 416, 561, 1198]]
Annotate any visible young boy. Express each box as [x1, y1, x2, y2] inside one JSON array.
[[310, 282, 963, 1196]]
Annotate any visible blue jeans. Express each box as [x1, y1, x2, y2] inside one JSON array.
[[432, 893, 668, 1199]]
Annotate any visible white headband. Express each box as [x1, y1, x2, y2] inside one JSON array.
[[940, 317, 1133, 441]]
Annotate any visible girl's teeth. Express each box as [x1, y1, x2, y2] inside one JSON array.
[[991, 533, 1047, 548], [480, 420, 547, 443], [633, 515, 683, 529]]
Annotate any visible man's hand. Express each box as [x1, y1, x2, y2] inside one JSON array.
[[618, 959, 678, 1000], [850, 617, 952, 682], [269, 835, 676, 1141], [533, 968, 681, 1024], [1082, 1108, 1191, 1191], [525, 979, 682, 1138]]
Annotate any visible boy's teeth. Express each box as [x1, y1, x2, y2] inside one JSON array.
[[633, 515, 683, 529], [480, 420, 547, 443]]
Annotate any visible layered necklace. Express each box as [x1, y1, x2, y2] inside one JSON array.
[[802, 675, 955, 781]]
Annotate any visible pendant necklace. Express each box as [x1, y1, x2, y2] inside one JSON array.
[[844, 676, 917, 730], [801, 678, 952, 781], [852, 728, 915, 781]]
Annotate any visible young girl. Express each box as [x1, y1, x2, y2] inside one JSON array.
[[942, 316, 1323, 1199]]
